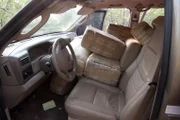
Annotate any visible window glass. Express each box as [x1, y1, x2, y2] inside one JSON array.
[[0, 0, 29, 29], [32, 6, 82, 36], [76, 10, 106, 36], [87, 11, 106, 30], [103, 8, 131, 31], [21, 16, 42, 34], [140, 8, 164, 26]]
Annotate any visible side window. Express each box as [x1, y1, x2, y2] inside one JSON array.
[[21, 16, 42, 34], [140, 8, 164, 26], [103, 8, 131, 31], [76, 10, 106, 36], [87, 11, 106, 30]]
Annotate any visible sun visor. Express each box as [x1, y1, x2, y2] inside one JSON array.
[[78, 6, 94, 15]]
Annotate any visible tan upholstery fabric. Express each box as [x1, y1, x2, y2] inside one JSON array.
[[70, 37, 91, 76], [84, 53, 121, 86], [65, 17, 164, 120], [65, 78, 125, 120], [107, 24, 133, 42], [131, 22, 154, 45], [119, 24, 164, 120], [120, 38, 142, 71], [82, 26, 126, 60]]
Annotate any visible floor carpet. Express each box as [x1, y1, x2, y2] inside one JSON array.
[[10, 81, 68, 120]]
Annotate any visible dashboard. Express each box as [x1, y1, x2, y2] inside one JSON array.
[[0, 38, 54, 86], [0, 32, 76, 108], [28, 42, 52, 61]]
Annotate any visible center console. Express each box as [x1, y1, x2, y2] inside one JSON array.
[[20, 55, 33, 82]]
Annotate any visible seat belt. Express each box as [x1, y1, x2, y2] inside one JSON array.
[[133, 59, 161, 120]]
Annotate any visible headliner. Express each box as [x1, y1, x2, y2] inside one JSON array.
[[78, 0, 164, 10]]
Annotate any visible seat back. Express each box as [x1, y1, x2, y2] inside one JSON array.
[[120, 22, 154, 71], [119, 16, 164, 120]]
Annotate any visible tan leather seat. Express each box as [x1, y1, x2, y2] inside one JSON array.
[[65, 16, 164, 120], [66, 78, 125, 120]]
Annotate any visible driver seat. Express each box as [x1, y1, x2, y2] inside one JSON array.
[[65, 16, 164, 120]]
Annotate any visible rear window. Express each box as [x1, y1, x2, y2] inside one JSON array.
[[140, 8, 164, 26], [103, 8, 131, 31]]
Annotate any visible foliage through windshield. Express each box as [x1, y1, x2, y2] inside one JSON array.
[[1, 1, 83, 36], [29, 6, 83, 36], [0, 0, 29, 29], [140, 8, 164, 26]]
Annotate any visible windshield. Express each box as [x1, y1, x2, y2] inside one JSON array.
[[22, 6, 83, 36]]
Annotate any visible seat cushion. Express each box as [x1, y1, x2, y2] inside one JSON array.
[[84, 53, 121, 86], [120, 38, 142, 71], [81, 26, 126, 60], [65, 78, 125, 120], [70, 37, 92, 76]]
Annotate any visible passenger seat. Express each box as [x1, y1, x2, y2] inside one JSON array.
[[65, 16, 164, 120]]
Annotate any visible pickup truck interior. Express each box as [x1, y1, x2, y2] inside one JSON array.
[[0, 0, 179, 120]]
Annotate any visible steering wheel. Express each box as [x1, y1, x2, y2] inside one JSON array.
[[51, 38, 77, 82]]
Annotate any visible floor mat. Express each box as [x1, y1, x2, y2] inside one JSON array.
[[10, 81, 68, 120]]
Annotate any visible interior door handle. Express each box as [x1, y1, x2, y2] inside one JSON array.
[[165, 105, 180, 118]]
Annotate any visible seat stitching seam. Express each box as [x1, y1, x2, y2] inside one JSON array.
[[117, 94, 121, 117], [148, 44, 157, 55], [120, 87, 149, 120], [105, 91, 108, 108], [137, 65, 145, 82], [92, 88, 98, 104], [67, 103, 116, 116], [137, 46, 146, 65], [132, 73, 138, 91]]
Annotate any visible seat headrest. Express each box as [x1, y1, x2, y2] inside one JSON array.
[[131, 22, 154, 45], [152, 16, 164, 28]]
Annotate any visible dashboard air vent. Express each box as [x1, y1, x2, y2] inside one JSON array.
[[20, 57, 30, 66]]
